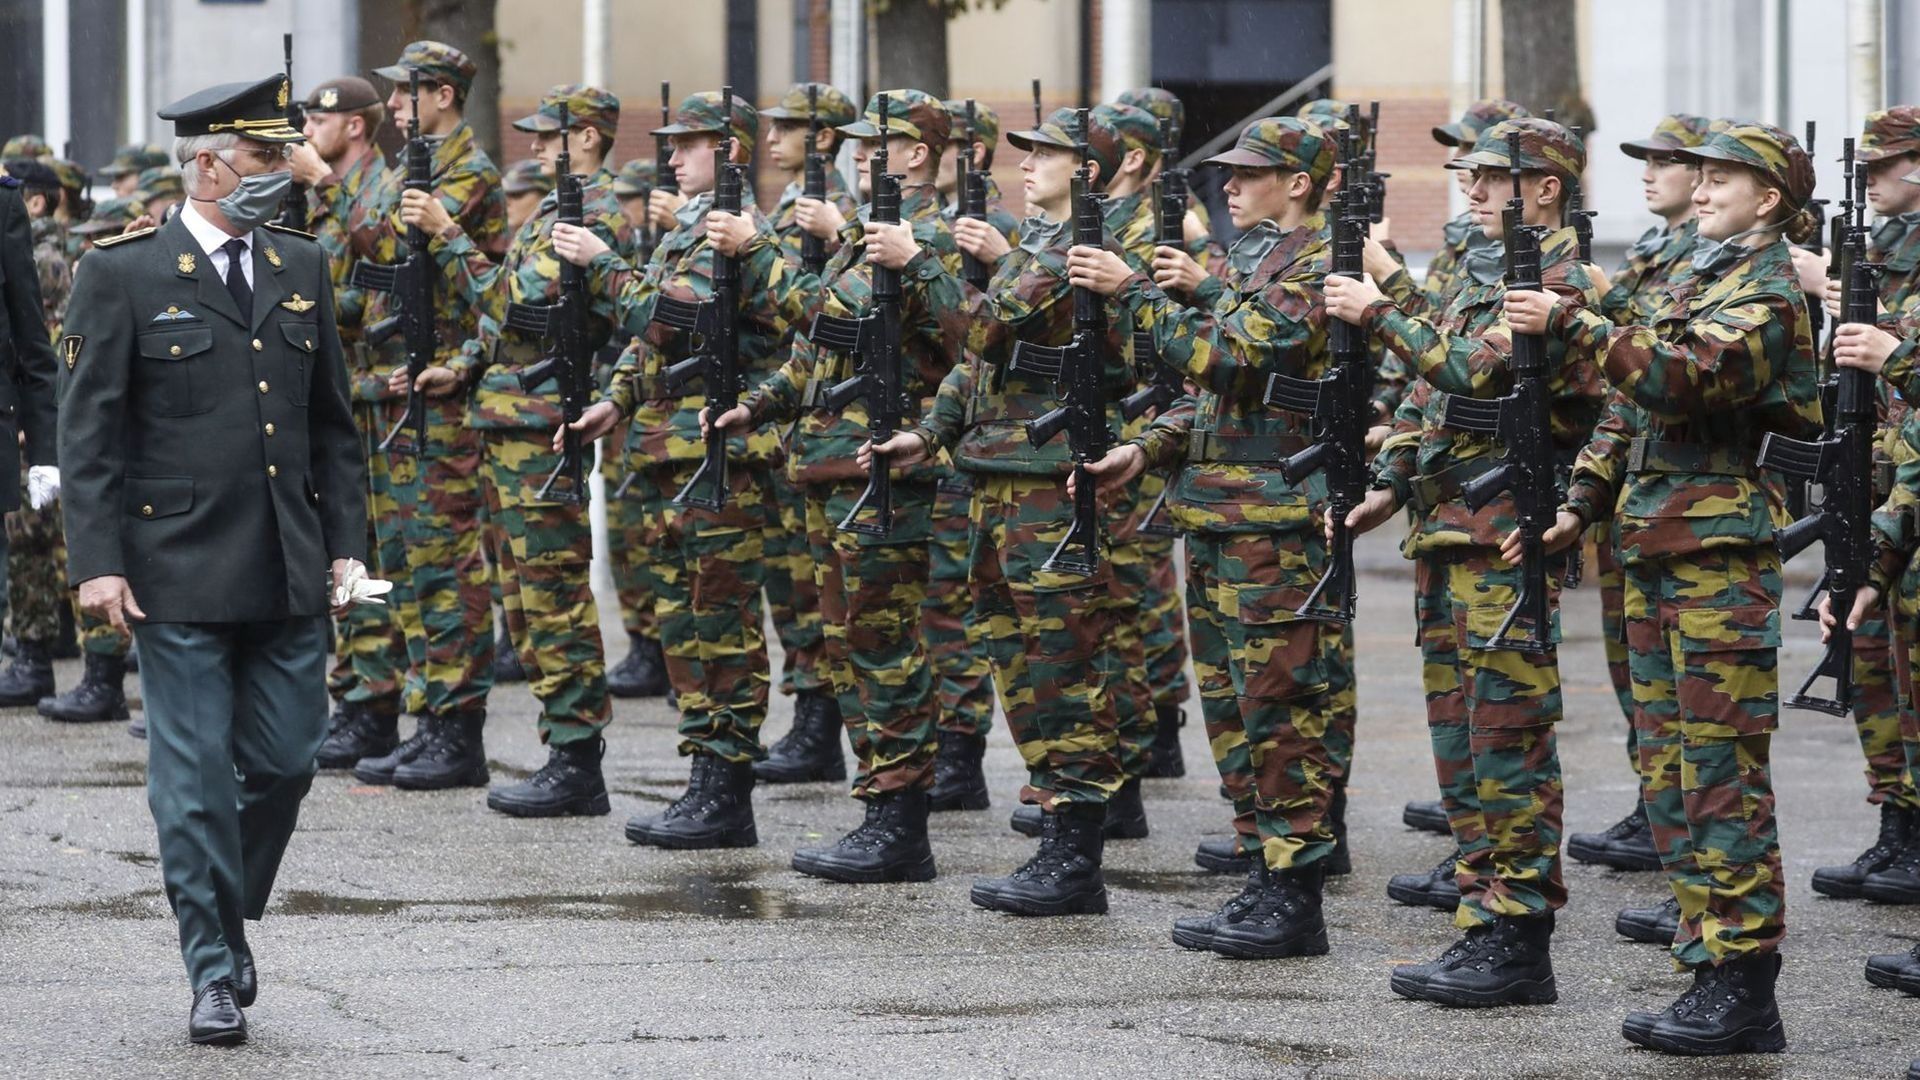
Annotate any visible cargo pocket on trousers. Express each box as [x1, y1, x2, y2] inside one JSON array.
[[1229, 581, 1331, 704], [1674, 603, 1782, 738]]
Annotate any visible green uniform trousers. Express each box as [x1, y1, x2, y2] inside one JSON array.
[[926, 476, 995, 736]]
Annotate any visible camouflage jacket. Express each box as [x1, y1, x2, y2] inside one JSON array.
[[1871, 407, 1920, 591], [308, 144, 389, 347], [1873, 212, 1920, 316], [1126, 215, 1332, 534], [769, 168, 859, 266], [1371, 225, 1607, 554], [602, 191, 793, 466], [1601, 218, 1700, 327], [30, 216, 70, 338], [942, 173, 1021, 243], [438, 163, 637, 430], [1558, 235, 1821, 561], [1381, 210, 1486, 322], [748, 181, 969, 484], [914, 211, 1148, 477]]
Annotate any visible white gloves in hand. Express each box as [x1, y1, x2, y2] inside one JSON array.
[[330, 558, 394, 607], [26, 466, 59, 510]]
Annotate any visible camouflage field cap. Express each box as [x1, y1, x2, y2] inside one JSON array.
[[1295, 99, 1350, 126], [838, 89, 951, 146], [1676, 122, 1815, 209], [135, 166, 185, 203], [612, 158, 657, 197], [760, 82, 857, 127], [1619, 113, 1715, 159], [652, 91, 757, 156], [304, 76, 382, 114], [515, 84, 622, 139], [944, 99, 1001, 149], [373, 41, 479, 98], [1099, 102, 1162, 165], [501, 158, 555, 197], [1205, 116, 1335, 184], [47, 158, 88, 193], [1117, 87, 1184, 133], [1, 135, 51, 159], [70, 195, 145, 235], [1009, 106, 1123, 184], [1446, 117, 1586, 183], [1432, 99, 1530, 147], [1855, 106, 1920, 162], [102, 143, 170, 178]]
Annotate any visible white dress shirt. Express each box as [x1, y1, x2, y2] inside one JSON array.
[[179, 199, 255, 289]]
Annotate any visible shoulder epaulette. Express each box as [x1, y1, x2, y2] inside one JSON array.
[[263, 221, 317, 240], [92, 226, 157, 248]]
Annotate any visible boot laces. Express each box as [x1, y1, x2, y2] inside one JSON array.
[[1605, 806, 1648, 840]]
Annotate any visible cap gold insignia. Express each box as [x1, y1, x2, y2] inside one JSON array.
[[280, 293, 316, 313], [319, 88, 339, 110], [277, 78, 290, 111], [265, 246, 282, 267], [177, 252, 196, 274], [59, 335, 82, 371]]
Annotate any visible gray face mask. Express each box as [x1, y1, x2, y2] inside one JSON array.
[[210, 153, 292, 232], [1690, 225, 1775, 276]]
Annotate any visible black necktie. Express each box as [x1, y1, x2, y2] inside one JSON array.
[[222, 237, 252, 318]]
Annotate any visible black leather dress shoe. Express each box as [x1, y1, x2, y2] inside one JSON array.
[[189, 979, 247, 1046], [233, 950, 256, 1008]]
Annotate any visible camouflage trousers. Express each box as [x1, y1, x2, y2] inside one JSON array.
[[1884, 553, 1920, 801], [479, 427, 609, 745], [5, 499, 64, 643], [767, 461, 826, 694], [1130, 469, 1193, 710], [389, 399, 495, 717], [1187, 530, 1353, 870], [967, 472, 1134, 808], [1623, 546, 1785, 967], [1595, 528, 1638, 776], [1846, 606, 1911, 808], [1415, 547, 1566, 927], [808, 478, 937, 796], [1109, 524, 1177, 780], [926, 476, 995, 736], [602, 428, 658, 643], [330, 404, 413, 713], [632, 457, 774, 762]]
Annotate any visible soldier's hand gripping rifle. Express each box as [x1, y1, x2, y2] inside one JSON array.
[[1260, 107, 1375, 622], [812, 99, 908, 535], [1007, 108, 1112, 575], [651, 87, 747, 511], [1758, 137, 1878, 716], [349, 71, 437, 457], [959, 99, 993, 290], [1118, 114, 1190, 538], [501, 102, 592, 504], [279, 33, 309, 231], [1427, 130, 1561, 652], [802, 84, 831, 276]]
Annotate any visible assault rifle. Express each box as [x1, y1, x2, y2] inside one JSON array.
[[1758, 137, 1878, 716], [801, 84, 830, 275], [651, 81, 678, 253], [1008, 107, 1111, 575], [1261, 105, 1375, 622], [1566, 126, 1596, 264], [1785, 119, 1829, 522], [502, 102, 592, 504], [811, 97, 908, 535], [280, 34, 308, 231], [1118, 113, 1191, 538], [652, 86, 747, 510], [958, 99, 992, 290], [350, 70, 437, 457]]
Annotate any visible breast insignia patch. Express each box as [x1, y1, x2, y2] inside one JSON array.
[[280, 293, 316, 313], [177, 252, 196, 275], [265, 246, 282, 268], [59, 335, 82, 371]]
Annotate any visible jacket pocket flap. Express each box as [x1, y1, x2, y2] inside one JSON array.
[[137, 326, 214, 360], [1675, 603, 1781, 653], [124, 475, 194, 519], [280, 322, 318, 352]]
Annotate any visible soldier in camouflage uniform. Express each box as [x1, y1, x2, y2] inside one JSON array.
[[872, 105, 1150, 916], [1332, 118, 1604, 1006], [1, 135, 52, 160], [715, 89, 970, 879], [401, 83, 635, 817], [1070, 116, 1350, 958], [749, 82, 858, 782], [101, 143, 170, 199], [133, 166, 185, 223], [558, 90, 792, 848], [46, 159, 93, 261], [67, 195, 146, 247], [1525, 122, 1819, 1054], [1565, 115, 1714, 889], [1117, 87, 1223, 268]]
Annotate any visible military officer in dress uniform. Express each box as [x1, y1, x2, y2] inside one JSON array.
[[58, 74, 368, 1047], [0, 172, 62, 664]]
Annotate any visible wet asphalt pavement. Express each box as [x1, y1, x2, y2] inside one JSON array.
[[1, 528, 1916, 1079]]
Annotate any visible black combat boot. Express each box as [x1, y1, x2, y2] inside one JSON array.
[[487, 737, 611, 817], [1403, 798, 1449, 835], [0, 638, 55, 706], [317, 704, 399, 771], [970, 804, 1108, 916], [491, 634, 525, 685], [1414, 913, 1557, 1007], [606, 633, 669, 698], [393, 710, 489, 790], [927, 731, 990, 812], [753, 691, 847, 783], [36, 652, 129, 723], [350, 714, 429, 783], [626, 752, 757, 847], [1172, 865, 1267, 951], [1145, 702, 1186, 778], [1615, 895, 1681, 945], [1210, 862, 1330, 960], [1814, 802, 1911, 899], [1326, 782, 1352, 877], [1861, 822, 1920, 904], [1623, 952, 1787, 1055], [791, 788, 936, 883], [1864, 941, 1920, 995], [1387, 931, 1488, 998], [1387, 850, 1462, 911], [1194, 835, 1257, 875], [1010, 778, 1148, 839], [1567, 801, 1662, 871]]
